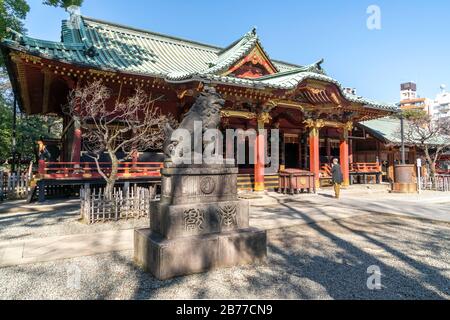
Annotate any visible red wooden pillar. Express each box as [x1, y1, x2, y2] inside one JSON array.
[[225, 132, 235, 166], [254, 132, 265, 192], [349, 139, 354, 164], [309, 130, 320, 189], [306, 119, 323, 189], [340, 123, 352, 186], [71, 120, 82, 163], [254, 112, 270, 192]]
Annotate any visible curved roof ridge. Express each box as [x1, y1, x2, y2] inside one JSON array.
[[4, 32, 85, 51], [253, 67, 308, 80], [254, 59, 326, 81], [198, 28, 259, 76], [218, 27, 257, 54]]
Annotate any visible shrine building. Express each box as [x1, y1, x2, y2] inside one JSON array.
[[1, 9, 398, 196]]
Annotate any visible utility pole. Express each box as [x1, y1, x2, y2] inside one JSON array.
[[400, 112, 406, 165]]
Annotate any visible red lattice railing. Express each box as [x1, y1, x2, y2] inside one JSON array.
[[350, 163, 382, 173], [38, 161, 163, 180]]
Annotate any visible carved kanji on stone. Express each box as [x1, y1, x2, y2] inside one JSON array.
[[218, 205, 237, 227], [184, 209, 205, 231]]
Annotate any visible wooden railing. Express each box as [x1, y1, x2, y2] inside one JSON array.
[[350, 163, 382, 173], [320, 164, 332, 178], [38, 161, 163, 180]]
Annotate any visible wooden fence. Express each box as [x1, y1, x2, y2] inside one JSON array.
[[80, 184, 157, 224], [0, 171, 31, 201], [421, 175, 450, 192]]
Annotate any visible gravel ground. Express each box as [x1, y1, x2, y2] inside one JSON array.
[[1, 214, 449, 300], [0, 200, 148, 242]]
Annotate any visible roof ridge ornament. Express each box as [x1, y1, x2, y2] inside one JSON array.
[[5, 28, 24, 43], [315, 58, 324, 68], [301, 58, 326, 75], [67, 5, 82, 30], [243, 27, 258, 40], [85, 45, 98, 58]]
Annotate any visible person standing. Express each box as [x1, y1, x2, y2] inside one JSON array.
[[331, 158, 343, 199], [37, 138, 51, 161]]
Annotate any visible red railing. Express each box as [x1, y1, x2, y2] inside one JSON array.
[[319, 163, 382, 177], [350, 163, 382, 173], [320, 164, 332, 178], [38, 160, 163, 180]]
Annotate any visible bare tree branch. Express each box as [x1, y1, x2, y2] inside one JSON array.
[[65, 80, 177, 195], [399, 111, 450, 179]]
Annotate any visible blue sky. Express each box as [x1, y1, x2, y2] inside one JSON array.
[[23, 0, 450, 104]]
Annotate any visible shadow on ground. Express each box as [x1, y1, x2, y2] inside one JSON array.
[[1, 193, 449, 300], [122, 211, 449, 300]]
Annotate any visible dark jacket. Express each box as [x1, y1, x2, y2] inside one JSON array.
[[38, 147, 51, 161], [331, 163, 344, 184]]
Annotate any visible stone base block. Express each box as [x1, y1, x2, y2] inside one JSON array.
[[391, 182, 417, 193], [134, 228, 267, 280], [151, 200, 249, 239]]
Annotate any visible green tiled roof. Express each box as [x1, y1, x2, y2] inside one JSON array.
[[360, 117, 403, 143], [1, 14, 397, 112], [360, 117, 449, 145]]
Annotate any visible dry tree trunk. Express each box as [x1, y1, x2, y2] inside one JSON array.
[[105, 151, 119, 198], [424, 146, 437, 189]]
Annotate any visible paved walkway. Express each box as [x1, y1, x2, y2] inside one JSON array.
[[0, 189, 449, 268], [0, 229, 133, 267], [250, 190, 450, 230]]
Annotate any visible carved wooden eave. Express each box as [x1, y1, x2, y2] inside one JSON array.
[[42, 69, 54, 114], [267, 99, 307, 112], [10, 52, 33, 114], [320, 120, 354, 130], [215, 85, 277, 104], [10, 50, 174, 90], [222, 44, 278, 79], [220, 109, 257, 120]]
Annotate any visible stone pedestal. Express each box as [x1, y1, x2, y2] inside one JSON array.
[[134, 165, 267, 280]]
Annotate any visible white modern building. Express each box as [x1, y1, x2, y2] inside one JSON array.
[[399, 82, 433, 114], [400, 82, 418, 101], [429, 85, 450, 120]]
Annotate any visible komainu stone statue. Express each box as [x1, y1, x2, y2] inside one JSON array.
[[163, 86, 225, 163], [134, 86, 267, 280]]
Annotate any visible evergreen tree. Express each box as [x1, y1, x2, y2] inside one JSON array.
[[0, 0, 81, 167]]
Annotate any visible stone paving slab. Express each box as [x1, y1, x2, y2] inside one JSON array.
[[250, 201, 370, 231], [0, 229, 133, 268]]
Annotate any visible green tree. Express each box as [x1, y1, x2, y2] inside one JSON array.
[[0, 95, 13, 161], [1, 0, 83, 65], [0, 0, 82, 168], [0, 0, 30, 66], [401, 110, 450, 184], [0, 94, 62, 164], [0, 0, 29, 38], [43, 0, 83, 8], [401, 109, 429, 121]]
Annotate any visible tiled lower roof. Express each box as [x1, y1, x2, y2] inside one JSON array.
[[360, 117, 449, 144]]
